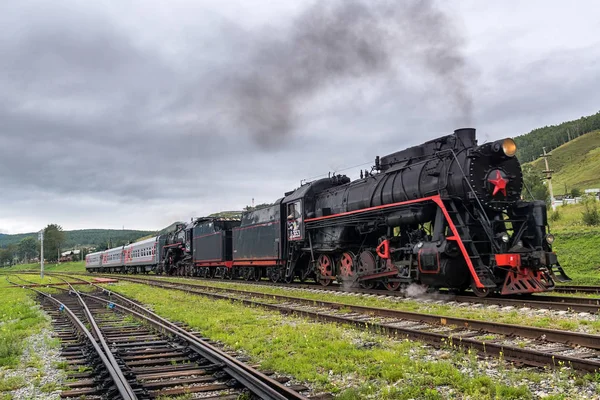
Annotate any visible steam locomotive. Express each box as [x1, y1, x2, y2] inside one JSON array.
[[86, 128, 570, 296]]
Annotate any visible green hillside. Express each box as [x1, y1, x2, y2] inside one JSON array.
[[0, 229, 155, 249], [514, 111, 600, 162], [528, 130, 600, 195]]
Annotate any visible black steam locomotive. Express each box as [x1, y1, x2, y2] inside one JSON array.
[[87, 128, 570, 296]]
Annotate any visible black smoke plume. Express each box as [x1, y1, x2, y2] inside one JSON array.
[[226, 0, 472, 146]]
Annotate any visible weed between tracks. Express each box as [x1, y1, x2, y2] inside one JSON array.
[[105, 282, 599, 399], [544, 290, 600, 299], [0, 280, 65, 398]]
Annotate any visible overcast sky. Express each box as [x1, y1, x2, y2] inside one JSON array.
[[1, 0, 599, 235]]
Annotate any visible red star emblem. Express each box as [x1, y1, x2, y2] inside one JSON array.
[[488, 170, 508, 196]]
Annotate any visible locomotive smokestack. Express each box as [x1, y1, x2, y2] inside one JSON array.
[[454, 128, 476, 147]]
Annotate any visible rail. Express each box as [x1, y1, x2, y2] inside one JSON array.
[[5, 276, 138, 400], [11, 273, 308, 400], [61, 273, 600, 373]]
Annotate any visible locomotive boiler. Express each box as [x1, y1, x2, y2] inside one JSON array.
[[281, 128, 570, 296]]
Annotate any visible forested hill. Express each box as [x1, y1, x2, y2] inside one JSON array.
[[0, 229, 155, 249], [514, 111, 600, 162]]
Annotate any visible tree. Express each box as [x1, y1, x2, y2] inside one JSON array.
[[96, 242, 109, 251], [4, 244, 17, 265], [18, 236, 38, 263], [0, 248, 11, 267], [571, 188, 581, 198], [581, 195, 600, 226], [43, 224, 65, 262], [244, 203, 272, 211], [521, 164, 549, 203]]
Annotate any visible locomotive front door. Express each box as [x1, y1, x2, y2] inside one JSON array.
[[286, 200, 304, 241]]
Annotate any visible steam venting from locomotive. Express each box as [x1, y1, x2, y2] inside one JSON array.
[[228, 0, 473, 146]]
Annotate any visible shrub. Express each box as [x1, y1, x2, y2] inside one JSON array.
[[581, 195, 600, 226], [571, 188, 582, 197], [549, 208, 561, 222]]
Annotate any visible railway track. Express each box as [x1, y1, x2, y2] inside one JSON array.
[[6, 275, 319, 399], [5, 271, 600, 313], [75, 272, 600, 314], [555, 285, 600, 295], [65, 273, 600, 373]]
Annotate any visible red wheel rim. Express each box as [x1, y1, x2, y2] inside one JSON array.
[[384, 280, 401, 291], [317, 255, 334, 286], [339, 252, 354, 277]]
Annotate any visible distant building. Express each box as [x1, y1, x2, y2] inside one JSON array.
[[553, 188, 600, 207], [59, 249, 81, 262]]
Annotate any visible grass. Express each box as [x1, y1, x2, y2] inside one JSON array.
[[0, 284, 48, 367], [529, 130, 600, 195], [0, 261, 85, 274], [103, 281, 598, 399], [552, 230, 600, 285], [549, 202, 600, 232], [0, 273, 80, 398], [39, 382, 62, 393], [546, 202, 600, 285], [125, 276, 600, 334], [157, 395, 194, 400], [0, 280, 54, 397], [0, 376, 25, 392], [0, 274, 95, 295]]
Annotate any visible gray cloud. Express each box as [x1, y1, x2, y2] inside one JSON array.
[[1, 0, 471, 203], [0, 0, 599, 233], [473, 45, 600, 142], [220, 0, 473, 147]]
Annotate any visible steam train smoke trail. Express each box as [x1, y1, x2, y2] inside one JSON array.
[[227, 0, 472, 146]]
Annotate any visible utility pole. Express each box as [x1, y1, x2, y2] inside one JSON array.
[[541, 147, 556, 211], [38, 230, 44, 279]]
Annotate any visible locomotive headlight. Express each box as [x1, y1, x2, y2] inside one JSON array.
[[496, 232, 509, 243], [502, 138, 517, 157], [545, 233, 555, 244]]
